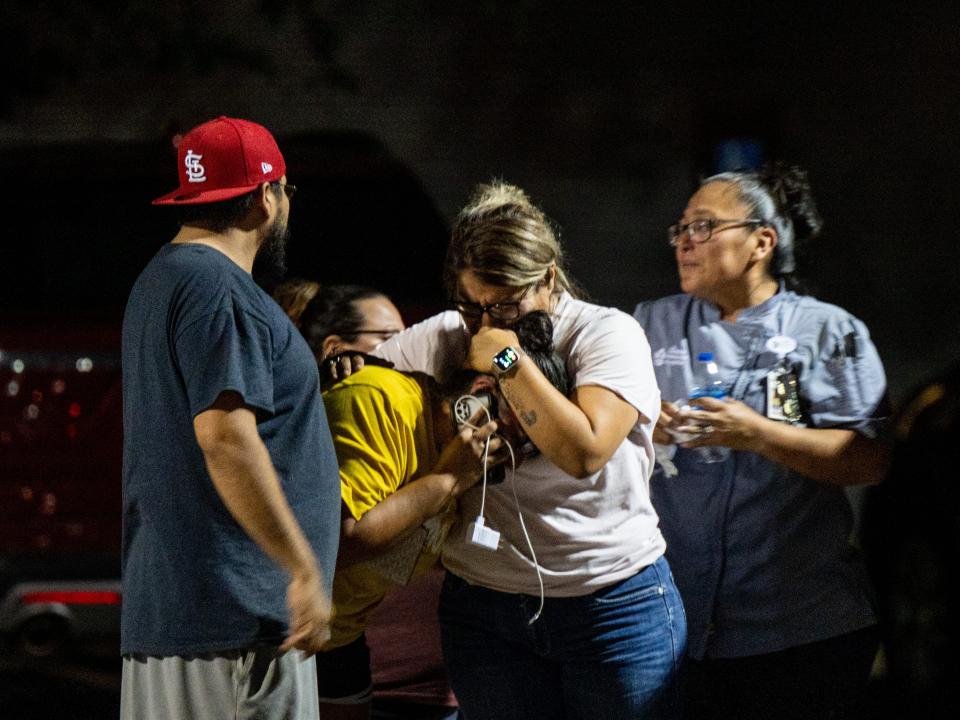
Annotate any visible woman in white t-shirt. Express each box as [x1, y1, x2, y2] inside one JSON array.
[[374, 181, 686, 720]]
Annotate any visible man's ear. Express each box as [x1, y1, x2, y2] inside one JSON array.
[[258, 181, 280, 220]]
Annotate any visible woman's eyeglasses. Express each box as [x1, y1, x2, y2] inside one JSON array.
[[667, 218, 765, 246], [452, 285, 534, 323]]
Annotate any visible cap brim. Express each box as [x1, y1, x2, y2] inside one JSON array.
[[151, 183, 260, 206]]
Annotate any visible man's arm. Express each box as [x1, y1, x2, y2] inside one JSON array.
[[193, 390, 331, 654]]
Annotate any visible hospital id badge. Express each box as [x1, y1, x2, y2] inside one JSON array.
[[766, 367, 803, 424]]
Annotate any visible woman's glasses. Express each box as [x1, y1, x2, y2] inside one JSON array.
[[668, 218, 765, 246], [452, 285, 534, 323]]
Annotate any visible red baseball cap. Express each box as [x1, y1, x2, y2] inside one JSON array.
[[152, 116, 286, 205]]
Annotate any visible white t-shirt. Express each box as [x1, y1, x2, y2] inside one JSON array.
[[375, 293, 666, 596]]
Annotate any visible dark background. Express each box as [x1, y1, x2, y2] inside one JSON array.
[[2, 0, 958, 403], [1, 1, 958, 717]]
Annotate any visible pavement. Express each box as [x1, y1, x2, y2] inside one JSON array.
[[0, 647, 120, 719]]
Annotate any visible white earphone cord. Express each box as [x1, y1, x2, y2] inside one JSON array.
[[457, 395, 545, 624]]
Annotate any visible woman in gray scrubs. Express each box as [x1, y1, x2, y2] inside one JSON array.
[[634, 164, 889, 720]]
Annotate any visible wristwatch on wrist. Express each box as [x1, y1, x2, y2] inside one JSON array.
[[491, 346, 524, 377]]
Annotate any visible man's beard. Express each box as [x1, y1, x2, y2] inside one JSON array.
[[254, 214, 290, 286]]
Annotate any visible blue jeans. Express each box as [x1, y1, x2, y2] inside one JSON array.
[[438, 556, 686, 720]]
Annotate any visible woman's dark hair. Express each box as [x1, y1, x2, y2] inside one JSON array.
[[174, 181, 282, 233], [704, 163, 823, 291], [512, 310, 570, 397], [298, 284, 387, 354]]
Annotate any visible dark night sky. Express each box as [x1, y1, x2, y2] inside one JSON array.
[[2, 0, 959, 403], [1, 5, 959, 716]]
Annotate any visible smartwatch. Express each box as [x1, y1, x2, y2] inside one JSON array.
[[492, 346, 524, 377]]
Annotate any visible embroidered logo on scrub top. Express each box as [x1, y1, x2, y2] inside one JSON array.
[[653, 345, 688, 367]]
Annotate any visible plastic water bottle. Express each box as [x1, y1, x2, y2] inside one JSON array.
[[687, 352, 728, 463], [689, 352, 726, 402]]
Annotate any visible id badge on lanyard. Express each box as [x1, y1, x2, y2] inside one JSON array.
[[765, 335, 804, 425]]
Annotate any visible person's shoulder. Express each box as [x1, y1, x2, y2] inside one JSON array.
[[327, 365, 424, 399], [790, 292, 852, 316], [560, 294, 636, 325], [324, 367, 428, 422], [373, 309, 465, 376], [173, 246, 288, 334], [788, 293, 870, 331], [160, 242, 237, 276], [632, 292, 691, 321], [173, 247, 279, 325], [339, 364, 405, 386], [556, 295, 646, 347], [149, 244, 246, 297], [782, 294, 881, 365], [129, 245, 236, 317]]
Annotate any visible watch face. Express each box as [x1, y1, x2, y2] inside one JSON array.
[[493, 347, 520, 371]]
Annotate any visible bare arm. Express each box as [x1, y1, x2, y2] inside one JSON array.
[[193, 391, 331, 654], [467, 328, 639, 479], [338, 418, 500, 565], [677, 396, 889, 486]]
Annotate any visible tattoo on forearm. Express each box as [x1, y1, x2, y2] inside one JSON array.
[[501, 382, 538, 427]]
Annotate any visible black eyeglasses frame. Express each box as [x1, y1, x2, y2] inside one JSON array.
[[451, 284, 535, 323], [667, 218, 765, 247]]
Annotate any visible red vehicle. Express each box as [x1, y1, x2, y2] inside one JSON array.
[[0, 323, 123, 658]]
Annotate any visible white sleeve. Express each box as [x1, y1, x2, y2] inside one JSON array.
[[567, 310, 661, 427], [373, 311, 467, 382]]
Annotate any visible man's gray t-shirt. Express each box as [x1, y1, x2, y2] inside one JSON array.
[[121, 243, 339, 655]]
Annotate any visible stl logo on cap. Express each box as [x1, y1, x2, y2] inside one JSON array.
[[185, 150, 206, 184], [152, 116, 286, 206]]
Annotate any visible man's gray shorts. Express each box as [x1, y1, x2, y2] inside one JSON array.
[[120, 646, 319, 720]]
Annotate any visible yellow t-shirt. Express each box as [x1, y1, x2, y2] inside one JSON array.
[[321, 365, 447, 649]]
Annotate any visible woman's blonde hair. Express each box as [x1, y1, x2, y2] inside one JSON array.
[[443, 181, 582, 299]]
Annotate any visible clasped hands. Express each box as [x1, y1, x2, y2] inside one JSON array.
[[654, 396, 763, 453]]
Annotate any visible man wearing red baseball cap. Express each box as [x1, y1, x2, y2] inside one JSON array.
[[120, 117, 341, 720]]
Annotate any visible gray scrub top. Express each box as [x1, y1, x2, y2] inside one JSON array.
[[634, 288, 887, 659]]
